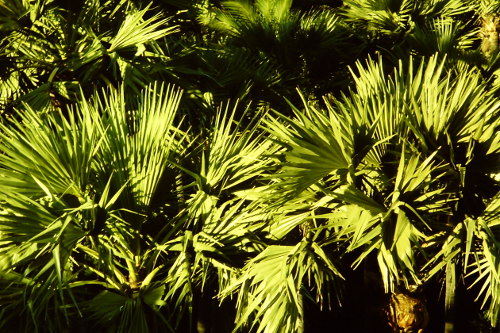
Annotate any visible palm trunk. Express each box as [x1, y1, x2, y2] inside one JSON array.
[[298, 291, 304, 333], [481, 15, 499, 57]]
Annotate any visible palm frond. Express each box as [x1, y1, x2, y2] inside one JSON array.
[[264, 93, 352, 198], [107, 5, 178, 53], [221, 240, 342, 333]]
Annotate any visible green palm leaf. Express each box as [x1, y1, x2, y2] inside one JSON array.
[[221, 240, 342, 333]]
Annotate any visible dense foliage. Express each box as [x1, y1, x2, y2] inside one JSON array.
[[0, 0, 499, 332]]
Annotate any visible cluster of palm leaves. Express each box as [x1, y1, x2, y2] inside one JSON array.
[[0, 0, 499, 332]]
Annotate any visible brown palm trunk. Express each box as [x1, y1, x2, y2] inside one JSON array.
[[481, 15, 499, 57], [385, 292, 429, 333]]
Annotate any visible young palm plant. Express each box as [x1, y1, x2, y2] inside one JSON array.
[[0, 0, 177, 113], [196, 0, 357, 102], [0, 82, 186, 332], [341, 0, 481, 68], [260, 54, 499, 331]]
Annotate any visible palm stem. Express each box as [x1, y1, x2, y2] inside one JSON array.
[[444, 261, 456, 333]]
